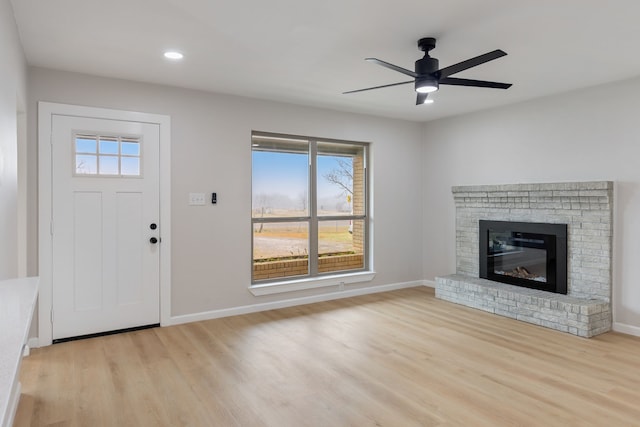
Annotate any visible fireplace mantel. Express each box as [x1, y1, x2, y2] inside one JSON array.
[[435, 181, 613, 337]]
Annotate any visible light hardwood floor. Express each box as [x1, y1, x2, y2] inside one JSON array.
[[14, 287, 640, 426]]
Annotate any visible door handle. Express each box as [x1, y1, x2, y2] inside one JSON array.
[[150, 237, 158, 244]]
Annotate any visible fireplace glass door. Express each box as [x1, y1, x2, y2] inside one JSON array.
[[479, 220, 567, 294], [488, 231, 552, 284]]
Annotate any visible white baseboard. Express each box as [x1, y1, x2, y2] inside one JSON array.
[[27, 337, 40, 350], [423, 279, 436, 288], [167, 280, 426, 326], [612, 322, 640, 337]]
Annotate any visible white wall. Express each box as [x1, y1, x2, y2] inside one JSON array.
[[28, 67, 424, 317], [0, 0, 27, 279], [422, 76, 640, 334]]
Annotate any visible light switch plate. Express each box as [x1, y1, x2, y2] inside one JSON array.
[[189, 192, 206, 205]]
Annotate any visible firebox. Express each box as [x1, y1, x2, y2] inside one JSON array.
[[479, 220, 567, 294]]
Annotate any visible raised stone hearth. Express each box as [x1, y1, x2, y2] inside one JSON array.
[[436, 275, 610, 337], [435, 181, 613, 337]]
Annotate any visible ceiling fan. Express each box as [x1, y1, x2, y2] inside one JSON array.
[[344, 37, 512, 105]]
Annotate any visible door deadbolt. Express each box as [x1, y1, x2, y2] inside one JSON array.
[[150, 223, 157, 230]]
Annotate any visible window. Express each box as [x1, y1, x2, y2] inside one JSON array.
[[252, 132, 369, 284], [74, 134, 141, 176]]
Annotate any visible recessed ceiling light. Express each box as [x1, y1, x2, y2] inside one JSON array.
[[164, 51, 184, 60]]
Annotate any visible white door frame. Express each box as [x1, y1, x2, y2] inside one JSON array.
[[38, 102, 172, 346]]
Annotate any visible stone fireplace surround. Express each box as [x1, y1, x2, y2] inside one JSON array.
[[435, 181, 613, 337]]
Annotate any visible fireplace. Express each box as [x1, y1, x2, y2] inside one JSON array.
[[479, 220, 567, 294], [437, 182, 612, 337]]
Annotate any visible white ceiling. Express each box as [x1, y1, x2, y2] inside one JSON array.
[[10, 0, 640, 122]]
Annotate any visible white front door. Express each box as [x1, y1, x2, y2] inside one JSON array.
[[51, 114, 161, 340]]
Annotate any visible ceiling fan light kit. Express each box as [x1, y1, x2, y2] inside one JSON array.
[[415, 78, 438, 93], [344, 37, 512, 106]]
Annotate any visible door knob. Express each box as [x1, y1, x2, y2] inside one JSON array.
[[150, 237, 158, 244]]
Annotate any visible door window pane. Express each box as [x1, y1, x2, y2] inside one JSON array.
[[121, 157, 140, 176], [76, 154, 97, 174], [99, 155, 119, 175], [76, 137, 97, 153], [121, 141, 140, 156], [99, 139, 119, 155]]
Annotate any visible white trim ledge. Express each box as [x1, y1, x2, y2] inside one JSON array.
[[0, 277, 38, 427], [249, 271, 376, 296], [167, 279, 424, 327], [613, 322, 640, 338]]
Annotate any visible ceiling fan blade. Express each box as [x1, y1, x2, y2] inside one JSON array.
[[438, 50, 507, 78], [365, 58, 418, 78], [440, 77, 512, 89], [416, 93, 429, 105], [343, 80, 414, 94]]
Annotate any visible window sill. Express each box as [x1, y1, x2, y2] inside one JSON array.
[[249, 271, 376, 296]]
